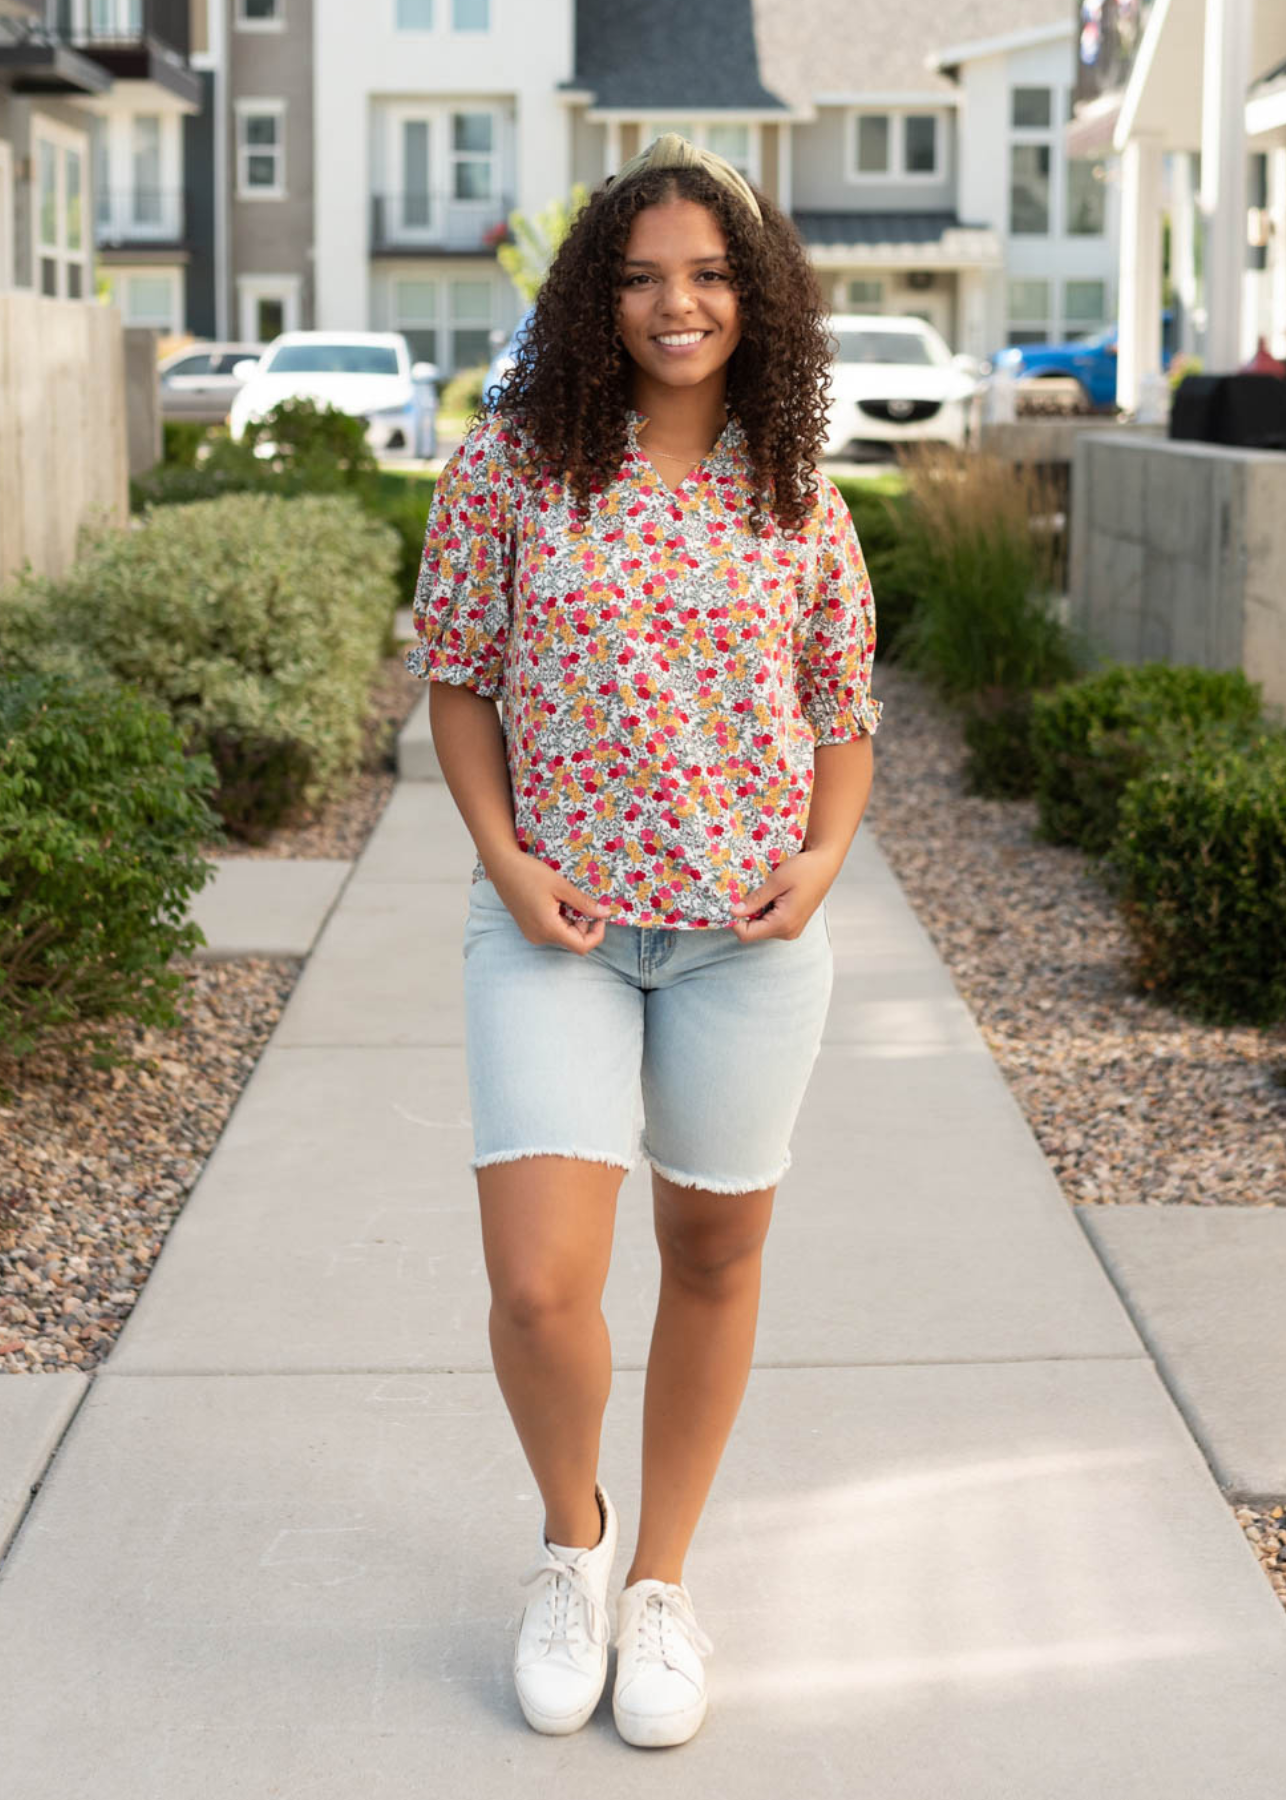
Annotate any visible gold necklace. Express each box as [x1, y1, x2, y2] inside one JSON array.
[[638, 425, 725, 464]]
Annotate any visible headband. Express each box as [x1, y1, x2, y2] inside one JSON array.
[[609, 131, 764, 227]]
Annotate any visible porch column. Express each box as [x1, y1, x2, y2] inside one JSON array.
[[1269, 145, 1286, 360], [1200, 0, 1252, 369], [1169, 149, 1199, 357], [1117, 135, 1164, 411]]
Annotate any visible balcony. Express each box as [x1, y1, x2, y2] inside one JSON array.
[[370, 191, 514, 257], [95, 186, 185, 249], [56, 0, 200, 107]]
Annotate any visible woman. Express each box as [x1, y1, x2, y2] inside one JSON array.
[[405, 133, 881, 1748]]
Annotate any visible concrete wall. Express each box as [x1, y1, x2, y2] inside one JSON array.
[[0, 292, 128, 583], [1069, 433, 1286, 719], [124, 326, 161, 476]]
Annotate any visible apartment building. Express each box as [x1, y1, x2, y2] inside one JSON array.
[[0, 0, 103, 297]]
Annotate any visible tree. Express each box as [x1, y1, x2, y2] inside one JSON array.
[[496, 183, 591, 302]]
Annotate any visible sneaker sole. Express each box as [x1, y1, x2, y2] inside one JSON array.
[[613, 1687, 708, 1748]]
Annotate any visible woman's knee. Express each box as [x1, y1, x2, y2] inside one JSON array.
[[490, 1267, 600, 1334]]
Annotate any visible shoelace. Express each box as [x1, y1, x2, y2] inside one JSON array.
[[615, 1581, 714, 1670], [518, 1547, 610, 1654]]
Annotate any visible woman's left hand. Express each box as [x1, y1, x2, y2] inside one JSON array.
[[727, 849, 839, 942]]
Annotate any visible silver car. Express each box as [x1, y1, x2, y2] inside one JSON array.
[[159, 342, 264, 425]]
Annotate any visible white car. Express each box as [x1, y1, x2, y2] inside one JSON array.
[[228, 330, 438, 459], [822, 314, 981, 457]]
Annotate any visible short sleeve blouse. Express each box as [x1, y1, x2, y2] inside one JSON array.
[[405, 406, 882, 930]]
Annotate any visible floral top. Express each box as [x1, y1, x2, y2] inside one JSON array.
[[404, 405, 882, 930]]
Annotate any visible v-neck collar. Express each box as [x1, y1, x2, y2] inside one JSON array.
[[626, 406, 744, 496]]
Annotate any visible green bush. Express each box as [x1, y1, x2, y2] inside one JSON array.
[[163, 420, 208, 466], [1106, 722, 1286, 1026], [961, 687, 1041, 798], [440, 363, 489, 420], [0, 672, 220, 1063], [1031, 663, 1263, 855], [835, 484, 917, 660], [132, 398, 377, 512], [890, 446, 1083, 700], [18, 493, 400, 839], [365, 472, 436, 596]]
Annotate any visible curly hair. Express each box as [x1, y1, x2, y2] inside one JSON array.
[[490, 163, 835, 536]]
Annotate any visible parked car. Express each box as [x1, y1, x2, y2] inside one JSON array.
[[482, 305, 535, 408], [159, 341, 263, 424], [228, 331, 438, 459], [822, 314, 980, 457], [987, 315, 1176, 411]]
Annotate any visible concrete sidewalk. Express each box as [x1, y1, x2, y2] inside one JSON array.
[[1, 778, 1284, 1796]]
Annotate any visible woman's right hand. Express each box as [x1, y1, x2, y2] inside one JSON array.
[[488, 851, 613, 955]]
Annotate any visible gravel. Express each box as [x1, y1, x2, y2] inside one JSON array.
[[3, 646, 1282, 1613]]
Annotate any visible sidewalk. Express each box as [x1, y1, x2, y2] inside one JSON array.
[[1, 771, 1284, 1795]]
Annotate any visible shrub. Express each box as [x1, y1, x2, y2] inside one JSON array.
[[832, 482, 917, 660], [890, 445, 1084, 700], [961, 687, 1041, 798], [0, 672, 220, 1063], [163, 420, 209, 466], [440, 363, 490, 420], [132, 398, 377, 512], [365, 472, 436, 597], [1107, 723, 1286, 1026], [1031, 663, 1263, 855], [23, 493, 400, 838]]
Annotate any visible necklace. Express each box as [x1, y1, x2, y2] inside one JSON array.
[[638, 423, 726, 464]]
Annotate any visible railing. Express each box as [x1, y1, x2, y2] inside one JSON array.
[[56, 0, 189, 57], [370, 191, 513, 255], [95, 187, 185, 245]]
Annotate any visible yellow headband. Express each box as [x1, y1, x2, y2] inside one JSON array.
[[609, 131, 764, 227]]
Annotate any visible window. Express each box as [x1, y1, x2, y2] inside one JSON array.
[[1067, 156, 1106, 235], [85, 0, 142, 34], [264, 342, 401, 376], [903, 116, 938, 175], [451, 112, 495, 201], [1007, 277, 1050, 345], [125, 273, 178, 326], [1009, 144, 1050, 234], [706, 123, 751, 175], [392, 278, 437, 365], [236, 275, 300, 341], [1063, 279, 1107, 337], [850, 111, 941, 180], [1011, 87, 1052, 129], [641, 121, 757, 180], [846, 277, 884, 311], [396, 0, 433, 25], [237, 0, 283, 23], [452, 0, 488, 26], [402, 119, 431, 226], [856, 115, 889, 174], [164, 352, 214, 378], [236, 102, 285, 198], [132, 114, 162, 227], [449, 278, 492, 368], [33, 125, 90, 300]]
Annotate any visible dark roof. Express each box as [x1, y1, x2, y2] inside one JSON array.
[[563, 0, 787, 111], [794, 211, 974, 247]]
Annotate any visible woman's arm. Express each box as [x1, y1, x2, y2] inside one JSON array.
[[802, 735, 875, 873], [428, 683, 526, 878]]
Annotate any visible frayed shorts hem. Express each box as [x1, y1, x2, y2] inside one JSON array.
[[641, 1143, 792, 1195], [471, 1145, 640, 1175]]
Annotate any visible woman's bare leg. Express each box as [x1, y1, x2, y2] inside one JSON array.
[[477, 1153, 626, 1548], [623, 1172, 777, 1586]]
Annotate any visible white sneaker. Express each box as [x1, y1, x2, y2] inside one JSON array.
[[612, 1577, 714, 1748], [512, 1482, 619, 1735]]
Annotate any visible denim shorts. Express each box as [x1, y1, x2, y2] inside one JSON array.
[[461, 877, 834, 1194]]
